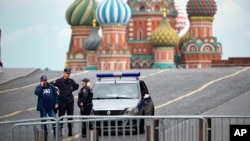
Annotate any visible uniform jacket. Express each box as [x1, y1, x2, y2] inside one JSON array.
[[51, 77, 79, 102], [77, 86, 93, 107], [34, 83, 59, 111]]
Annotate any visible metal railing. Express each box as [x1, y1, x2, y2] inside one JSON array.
[[203, 115, 250, 141], [0, 115, 249, 141]]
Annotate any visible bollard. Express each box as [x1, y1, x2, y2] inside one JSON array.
[[199, 118, 211, 141], [34, 127, 46, 141], [88, 130, 99, 141], [146, 118, 159, 141]]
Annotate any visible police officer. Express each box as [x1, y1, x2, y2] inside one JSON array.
[[77, 78, 93, 137], [51, 68, 79, 136]]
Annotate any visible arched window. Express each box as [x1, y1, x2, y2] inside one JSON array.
[[154, 5, 160, 11], [140, 6, 145, 11], [135, 62, 140, 69], [137, 28, 143, 40]]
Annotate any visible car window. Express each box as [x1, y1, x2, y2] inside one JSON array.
[[139, 81, 149, 97], [92, 83, 139, 99]]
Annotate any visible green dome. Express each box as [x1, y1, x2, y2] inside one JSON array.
[[66, 0, 98, 26], [150, 9, 179, 47]]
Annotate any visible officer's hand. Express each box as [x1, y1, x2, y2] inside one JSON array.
[[55, 104, 59, 109], [80, 102, 83, 106]]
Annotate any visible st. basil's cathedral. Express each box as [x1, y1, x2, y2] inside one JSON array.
[[65, 0, 222, 70]]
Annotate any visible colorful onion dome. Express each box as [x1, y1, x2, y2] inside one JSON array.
[[174, 3, 188, 31], [84, 19, 102, 51], [96, 0, 131, 25], [186, 0, 217, 17], [150, 9, 179, 47], [66, 0, 98, 26]]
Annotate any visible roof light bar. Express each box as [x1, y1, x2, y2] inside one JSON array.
[[96, 72, 140, 78]]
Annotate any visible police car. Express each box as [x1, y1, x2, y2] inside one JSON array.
[[91, 72, 155, 134]]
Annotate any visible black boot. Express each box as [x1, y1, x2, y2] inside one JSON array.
[[68, 124, 73, 136], [68, 129, 72, 136], [82, 128, 86, 137], [82, 123, 86, 137], [52, 126, 56, 138]]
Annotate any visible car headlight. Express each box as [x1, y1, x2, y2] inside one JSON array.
[[124, 107, 139, 115]]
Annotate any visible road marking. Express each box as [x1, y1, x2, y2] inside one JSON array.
[[0, 111, 22, 119], [155, 67, 250, 109], [157, 70, 165, 73], [149, 73, 155, 76], [0, 71, 89, 94], [26, 107, 36, 111]]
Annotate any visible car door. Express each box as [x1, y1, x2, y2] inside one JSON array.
[[139, 80, 154, 115]]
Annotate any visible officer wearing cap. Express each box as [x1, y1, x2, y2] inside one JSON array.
[[51, 68, 79, 136], [77, 78, 93, 137], [34, 75, 59, 138]]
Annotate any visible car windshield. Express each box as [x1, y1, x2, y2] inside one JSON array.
[[92, 83, 139, 99]]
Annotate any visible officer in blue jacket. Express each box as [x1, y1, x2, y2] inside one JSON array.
[[51, 68, 79, 136], [34, 75, 59, 138]]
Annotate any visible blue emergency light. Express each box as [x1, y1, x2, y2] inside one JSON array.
[[96, 72, 140, 78]]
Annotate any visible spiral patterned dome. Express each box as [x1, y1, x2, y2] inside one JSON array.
[[174, 3, 187, 31], [96, 0, 131, 24], [84, 22, 102, 51], [187, 0, 217, 17], [66, 0, 98, 26], [150, 9, 179, 47]]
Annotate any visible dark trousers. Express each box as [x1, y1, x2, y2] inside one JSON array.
[[59, 100, 74, 130], [80, 105, 93, 135]]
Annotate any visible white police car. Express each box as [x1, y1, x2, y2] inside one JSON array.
[[90, 72, 154, 134]]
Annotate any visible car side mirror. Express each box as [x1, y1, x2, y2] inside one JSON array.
[[144, 94, 151, 99]]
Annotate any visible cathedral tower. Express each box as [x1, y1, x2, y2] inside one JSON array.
[[96, 0, 132, 70], [150, 8, 179, 68], [83, 18, 102, 70], [127, 0, 178, 69], [65, 0, 98, 70], [181, 0, 222, 68]]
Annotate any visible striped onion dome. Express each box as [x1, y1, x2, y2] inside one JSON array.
[[96, 0, 131, 24], [150, 9, 179, 47], [174, 3, 187, 31], [66, 0, 98, 26], [187, 0, 217, 17], [84, 19, 102, 51]]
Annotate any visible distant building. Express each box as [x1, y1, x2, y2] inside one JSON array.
[[64, 0, 222, 70]]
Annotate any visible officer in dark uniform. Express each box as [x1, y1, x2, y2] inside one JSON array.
[[51, 68, 79, 136], [77, 78, 93, 137]]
